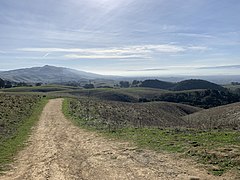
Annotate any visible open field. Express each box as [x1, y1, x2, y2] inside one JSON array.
[[0, 93, 47, 171]]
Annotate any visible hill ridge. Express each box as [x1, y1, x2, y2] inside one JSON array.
[[0, 65, 105, 83]]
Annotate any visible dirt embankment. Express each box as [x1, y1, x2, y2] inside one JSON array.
[[1, 99, 234, 180]]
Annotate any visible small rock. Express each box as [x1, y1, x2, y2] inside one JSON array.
[[189, 176, 200, 180]]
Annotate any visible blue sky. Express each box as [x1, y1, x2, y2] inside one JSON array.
[[0, 0, 240, 76]]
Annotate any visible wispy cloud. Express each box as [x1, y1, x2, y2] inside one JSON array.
[[64, 54, 143, 59], [127, 68, 168, 72], [176, 33, 214, 39], [42, 52, 50, 58], [187, 46, 209, 51], [18, 44, 186, 54], [18, 44, 206, 59], [197, 65, 240, 69]]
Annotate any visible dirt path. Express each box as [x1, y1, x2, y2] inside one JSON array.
[[0, 99, 233, 180]]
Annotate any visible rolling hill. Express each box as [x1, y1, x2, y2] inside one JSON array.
[[140, 79, 225, 91], [0, 65, 106, 83], [172, 79, 226, 91], [183, 102, 240, 129], [68, 98, 202, 128]]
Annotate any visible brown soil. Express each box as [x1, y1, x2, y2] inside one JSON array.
[[0, 99, 234, 179]]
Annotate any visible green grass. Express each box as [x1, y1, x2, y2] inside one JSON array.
[[63, 98, 240, 176], [0, 96, 48, 172], [1, 85, 80, 93], [105, 128, 240, 175]]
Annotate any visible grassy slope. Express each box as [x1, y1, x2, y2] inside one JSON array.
[[63, 98, 240, 176], [65, 97, 201, 129], [67, 87, 171, 102], [0, 95, 48, 172], [184, 102, 240, 129]]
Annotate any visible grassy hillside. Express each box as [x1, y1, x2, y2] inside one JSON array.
[[0, 94, 47, 171], [184, 102, 240, 129], [63, 98, 240, 176], [65, 97, 201, 130], [3, 85, 239, 109], [68, 87, 170, 102]]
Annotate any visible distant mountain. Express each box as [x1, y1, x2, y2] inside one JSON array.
[[0, 65, 106, 83], [139, 79, 225, 91], [172, 79, 226, 91]]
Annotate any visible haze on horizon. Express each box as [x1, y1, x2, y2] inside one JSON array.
[[0, 0, 240, 76]]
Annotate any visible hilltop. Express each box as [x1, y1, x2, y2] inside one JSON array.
[[173, 79, 226, 91], [140, 79, 226, 91]]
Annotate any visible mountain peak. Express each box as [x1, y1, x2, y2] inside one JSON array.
[[0, 65, 104, 83]]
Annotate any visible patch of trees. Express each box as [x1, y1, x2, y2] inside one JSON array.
[[35, 83, 42, 86], [131, 80, 141, 87], [231, 82, 240, 85], [0, 78, 13, 88], [0, 78, 35, 88], [119, 81, 130, 88], [83, 84, 95, 89], [139, 89, 240, 108], [0, 78, 4, 88]]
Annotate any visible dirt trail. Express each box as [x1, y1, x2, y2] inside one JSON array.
[[0, 99, 233, 180]]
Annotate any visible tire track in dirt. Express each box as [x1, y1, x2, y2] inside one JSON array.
[[0, 99, 234, 179]]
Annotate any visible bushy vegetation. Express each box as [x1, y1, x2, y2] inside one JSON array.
[[0, 94, 46, 171], [146, 89, 240, 108], [0, 77, 34, 89]]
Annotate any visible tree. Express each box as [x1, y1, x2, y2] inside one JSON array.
[[132, 80, 140, 86], [4, 81, 12, 88], [84, 84, 94, 89], [35, 83, 42, 86], [119, 81, 130, 88], [0, 78, 4, 88]]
